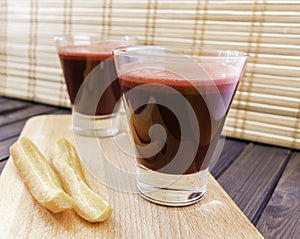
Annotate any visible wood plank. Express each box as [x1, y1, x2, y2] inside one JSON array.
[[0, 98, 31, 114], [0, 120, 26, 141], [0, 115, 263, 238], [0, 99, 69, 168], [51, 108, 71, 115], [256, 151, 300, 239], [0, 137, 18, 162], [218, 143, 291, 223], [0, 104, 59, 125], [0, 160, 7, 174], [211, 138, 248, 179], [0, 97, 8, 104], [0, 97, 69, 171]]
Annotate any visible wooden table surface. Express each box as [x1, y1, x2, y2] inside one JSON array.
[[0, 96, 299, 239]]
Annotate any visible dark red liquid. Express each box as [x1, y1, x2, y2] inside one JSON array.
[[119, 63, 241, 174], [58, 45, 121, 115]]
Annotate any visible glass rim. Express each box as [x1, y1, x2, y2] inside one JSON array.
[[113, 45, 248, 60], [54, 35, 137, 45]]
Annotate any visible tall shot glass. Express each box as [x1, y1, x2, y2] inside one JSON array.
[[55, 36, 135, 137], [113, 46, 248, 206]]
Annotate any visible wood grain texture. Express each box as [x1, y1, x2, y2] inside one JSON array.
[[0, 160, 7, 174], [217, 143, 291, 223], [0, 97, 69, 126], [256, 151, 300, 239], [0, 137, 18, 161], [0, 115, 263, 239], [0, 98, 7, 104], [0, 97, 70, 164], [211, 138, 247, 179], [0, 121, 27, 141], [0, 98, 30, 114]]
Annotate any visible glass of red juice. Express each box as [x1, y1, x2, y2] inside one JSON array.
[[55, 35, 135, 137], [113, 46, 248, 206]]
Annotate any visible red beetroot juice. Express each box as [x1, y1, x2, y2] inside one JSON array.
[[58, 45, 121, 115], [119, 63, 240, 174]]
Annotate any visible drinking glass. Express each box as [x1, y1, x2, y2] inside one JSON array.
[[113, 46, 247, 206], [55, 35, 135, 137]]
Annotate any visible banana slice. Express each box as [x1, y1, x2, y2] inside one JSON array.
[[51, 138, 113, 222], [9, 137, 74, 213]]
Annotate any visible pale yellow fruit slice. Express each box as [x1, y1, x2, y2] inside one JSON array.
[[51, 137, 113, 222], [9, 137, 74, 213]]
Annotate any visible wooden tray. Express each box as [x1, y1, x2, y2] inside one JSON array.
[[0, 115, 263, 238]]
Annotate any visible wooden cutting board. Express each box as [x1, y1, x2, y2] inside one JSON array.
[[0, 115, 263, 239]]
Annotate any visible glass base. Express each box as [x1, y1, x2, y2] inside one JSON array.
[[72, 111, 120, 137], [137, 165, 208, 206]]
